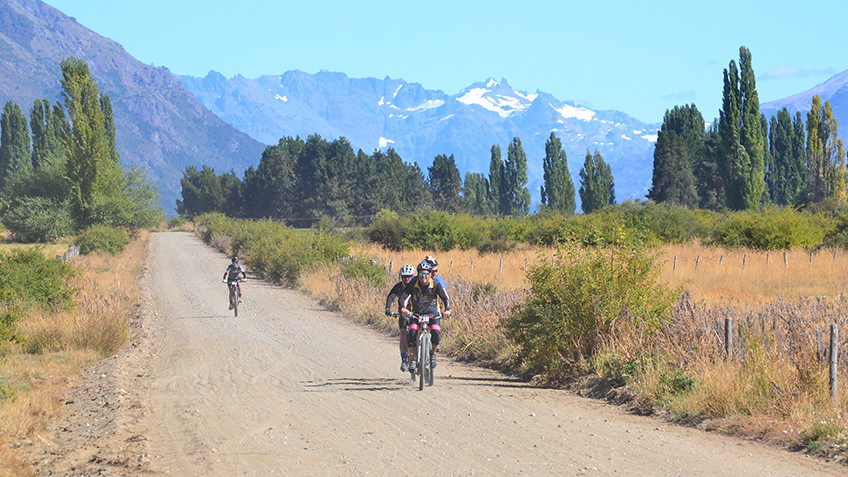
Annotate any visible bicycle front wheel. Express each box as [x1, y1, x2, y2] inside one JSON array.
[[419, 334, 430, 391]]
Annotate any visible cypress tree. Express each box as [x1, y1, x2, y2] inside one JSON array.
[[695, 122, 724, 210], [648, 104, 704, 207], [541, 132, 576, 214], [579, 150, 615, 213], [428, 153, 462, 212]]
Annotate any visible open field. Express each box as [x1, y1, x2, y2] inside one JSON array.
[[358, 243, 848, 306]]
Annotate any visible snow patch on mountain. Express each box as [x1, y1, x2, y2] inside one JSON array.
[[554, 103, 595, 121], [407, 99, 445, 112]]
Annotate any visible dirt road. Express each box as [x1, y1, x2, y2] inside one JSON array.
[[30, 232, 847, 475]]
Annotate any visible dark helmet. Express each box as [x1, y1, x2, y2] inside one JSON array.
[[231, 256, 239, 264], [416, 259, 433, 274], [399, 264, 415, 279]]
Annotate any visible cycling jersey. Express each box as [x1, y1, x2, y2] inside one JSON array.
[[401, 277, 450, 317], [224, 263, 246, 281]]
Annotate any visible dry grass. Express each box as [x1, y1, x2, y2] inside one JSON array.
[[0, 231, 148, 473], [358, 242, 848, 306], [334, 241, 848, 455]]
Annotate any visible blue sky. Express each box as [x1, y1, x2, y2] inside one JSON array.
[[43, 0, 847, 124]]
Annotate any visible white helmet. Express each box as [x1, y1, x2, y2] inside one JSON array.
[[399, 264, 415, 279]]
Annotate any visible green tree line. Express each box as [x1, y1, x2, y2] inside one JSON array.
[[179, 132, 615, 223], [0, 57, 163, 241], [649, 46, 846, 212]]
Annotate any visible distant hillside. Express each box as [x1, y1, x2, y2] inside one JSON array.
[[181, 71, 662, 205], [0, 0, 265, 212], [761, 69, 848, 129]]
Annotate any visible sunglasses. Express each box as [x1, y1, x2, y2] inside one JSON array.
[[418, 271, 430, 277]]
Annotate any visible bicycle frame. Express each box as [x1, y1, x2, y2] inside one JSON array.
[[408, 313, 435, 389]]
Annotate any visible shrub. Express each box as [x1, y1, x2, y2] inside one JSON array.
[[3, 197, 75, 242], [504, 242, 682, 378], [711, 207, 825, 250], [340, 257, 387, 288], [195, 214, 351, 286], [0, 247, 78, 340], [74, 225, 130, 255], [367, 209, 404, 250]]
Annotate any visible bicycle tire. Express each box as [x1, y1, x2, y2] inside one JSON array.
[[230, 285, 239, 317], [419, 334, 430, 391], [427, 354, 434, 386]]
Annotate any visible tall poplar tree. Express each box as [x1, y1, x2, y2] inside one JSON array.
[[488, 145, 504, 215], [768, 108, 806, 206], [0, 101, 32, 189], [805, 96, 845, 204], [60, 57, 123, 225], [541, 132, 576, 214], [718, 46, 765, 210], [579, 150, 615, 213], [504, 137, 530, 216], [462, 172, 493, 216], [30, 99, 65, 171], [695, 122, 724, 210]]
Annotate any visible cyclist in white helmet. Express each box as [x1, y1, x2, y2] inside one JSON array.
[[385, 264, 416, 371]]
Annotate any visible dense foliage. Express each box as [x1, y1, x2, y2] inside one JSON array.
[[0, 57, 164, 242]]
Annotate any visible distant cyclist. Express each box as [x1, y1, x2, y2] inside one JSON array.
[[222, 256, 247, 309], [385, 264, 416, 371], [401, 260, 451, 370]]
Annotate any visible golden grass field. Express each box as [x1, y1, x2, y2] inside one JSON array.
[[357, 242, 848, 306]]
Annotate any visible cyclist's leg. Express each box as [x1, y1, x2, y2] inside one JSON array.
[[398, 314, 409, 369]]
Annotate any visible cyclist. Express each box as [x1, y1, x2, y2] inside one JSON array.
[[400, 260, 451, 370], [222, 256, 247, 309], [423, 255, 447, 289], [385, 264, 416, 372]]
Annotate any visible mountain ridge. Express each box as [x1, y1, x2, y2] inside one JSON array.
[[181, 70, 661, 204], [0, 0, 265, 212]]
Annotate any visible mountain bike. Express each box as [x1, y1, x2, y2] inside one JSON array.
[[225, 277, 245, 317], [408, 313, 436, 390]]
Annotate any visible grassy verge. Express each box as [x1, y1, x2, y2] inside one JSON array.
[[0, 231, 147, 473]]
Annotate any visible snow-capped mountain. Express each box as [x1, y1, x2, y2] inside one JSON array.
[[181, 71, 661, 205]]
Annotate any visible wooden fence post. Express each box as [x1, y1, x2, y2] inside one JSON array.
[[719, 255, 723, 266], [725, 318, 733, 359], [695, 256, 700, 272], [449, 261, 453, 276], [817, 329, 823, 363], [784, 251, 788, 269], [673, 256, 677, 274], [831, 324, 839, 405], [470, 259, 474, 279], [810, 252, 814, 269], [499, 257, 503, 278], [766, 252, 770, 266]]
